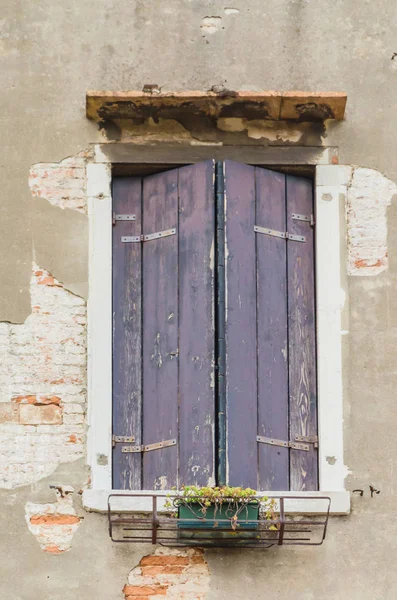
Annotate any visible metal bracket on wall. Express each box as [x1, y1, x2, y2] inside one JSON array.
[[254, 225, 306, 243], [121, 228, 176, 243], [256, 435, 310, 452], [121, 439, 177, 453]]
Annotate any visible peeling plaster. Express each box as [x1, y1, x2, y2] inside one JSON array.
[[125, 547, 210, 599], [347, 167, 397, 276], [29, 150, 92, 215], [100, 115, 325, 148], [25, 485, 82, 553], [0, 263, 86, 489], [217, 117, 306, 142]]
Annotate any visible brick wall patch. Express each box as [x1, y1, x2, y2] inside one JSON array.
[[124, 547, 210, 599], [29, 150, 91, 214], [0, 264, 86, 488], [25, 485, 82, 553], [347, 167, 397, 275]]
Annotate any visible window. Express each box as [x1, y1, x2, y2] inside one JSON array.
[[111, 160, 317, 491]]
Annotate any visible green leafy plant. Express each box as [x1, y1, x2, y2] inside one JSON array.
[[165, 485, 278, 531]]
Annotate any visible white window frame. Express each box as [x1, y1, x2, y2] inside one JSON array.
[[85, 148, 351, 514]]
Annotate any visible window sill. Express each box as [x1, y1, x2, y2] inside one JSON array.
[[82, 489, 350, 515]]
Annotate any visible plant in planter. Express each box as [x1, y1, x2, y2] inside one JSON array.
[[165, 486, 278, 532]]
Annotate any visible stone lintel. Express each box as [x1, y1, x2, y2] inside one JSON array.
[[86, 90, 347, 123]]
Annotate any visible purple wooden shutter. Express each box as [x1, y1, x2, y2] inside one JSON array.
[[112, 161, 215, 490], [112, 178, 143, 490], [224, 161, 318, 491]]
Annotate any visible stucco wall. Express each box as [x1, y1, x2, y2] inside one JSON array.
[[1, 1, 397, 599]]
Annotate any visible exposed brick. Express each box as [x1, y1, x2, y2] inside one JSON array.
[[12, 395, 61, 405], [123, 585, 167, 596], [347, 167, 397, 276], [19, 404, 62, 425], [126, 549, 209, 600], [0, 404, 19, 424], [190, 555, 206, 564], [140, 556, 190, 567], [141, 566, 186, 576], [37, 275, 62, 287], [29, 155, 88, 214], [44, 545, 63, 554], [140, 566, 165, 576], [30, 514, 80, 525], [25, 490, 81, 553]]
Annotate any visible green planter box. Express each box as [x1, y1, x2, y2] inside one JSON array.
[[177, 502, 259, 530]]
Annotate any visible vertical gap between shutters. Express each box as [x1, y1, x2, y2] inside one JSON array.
[[139, 177, 144, 488], [254, 168, 260, 490], [285, 175, 291, 491], [215, 161, 226, 486]]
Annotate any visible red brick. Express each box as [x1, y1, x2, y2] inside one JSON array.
[[44, 545, 63, 554], [12, 395, 61, 406], [19, 404, 62, 425], [140, 555, 189, 567], [191, 554, 206, 564], [30, 514, 80, 525], [141, 565, 185, 576], [0, 403, 19, 424], [37, 275, 61, 287], [123, 585, 167, 596], [140, 566, 164, 576]]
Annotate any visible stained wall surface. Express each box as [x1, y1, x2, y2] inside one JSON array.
[[1, 1, 397, 599]]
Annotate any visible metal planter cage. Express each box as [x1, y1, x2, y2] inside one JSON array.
[[107, 493, 330, 548]]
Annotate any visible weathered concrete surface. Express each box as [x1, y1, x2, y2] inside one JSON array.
[[1, 0, 397, 321], [1, 1, 397, 599], [0, 460, 147, 600]]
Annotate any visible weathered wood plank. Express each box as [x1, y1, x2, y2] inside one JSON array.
[[286, 175, 318, 491], [112, 178, 142, 490], [178, 161, 216, 486], [255, 167, 289, 490], [224, 160, 258, 488], [142, 170, 179, 489]]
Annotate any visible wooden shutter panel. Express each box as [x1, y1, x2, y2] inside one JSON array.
[[112, 161, 215, 490], [223, 161, 318, 491], [286, 175, 318, 491], [112, 178, 143, 490]]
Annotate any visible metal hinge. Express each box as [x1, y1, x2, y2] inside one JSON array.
[[121, 228, 176, 243], [295, 435, 319, 448], [292, 213, 315, 226], [121, 438, 177, 453], [112, 435, 135, 448], [254, 225, 306, 243], [256, 435, 318, 452], [113, 213, 136, 225]]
